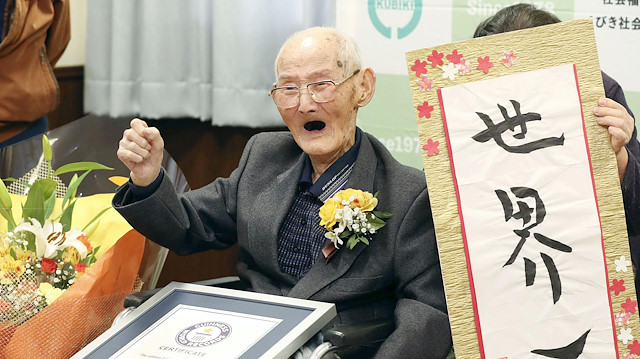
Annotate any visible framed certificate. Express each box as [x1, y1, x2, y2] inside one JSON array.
[[72, 282, 337, 359]]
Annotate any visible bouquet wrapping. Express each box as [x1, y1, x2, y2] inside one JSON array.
[[0, 135, 146, 358]]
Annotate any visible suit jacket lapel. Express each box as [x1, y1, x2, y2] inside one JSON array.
[[288, 134, 378, 299], [247, 154, 305, 285]]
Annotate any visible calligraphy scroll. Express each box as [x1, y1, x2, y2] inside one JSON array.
[[406, 19, 639, 358]]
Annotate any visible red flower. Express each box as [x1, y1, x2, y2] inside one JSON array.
[[411, 59, 428, 77], [629, 339, 640, 355], [427, 50, 444, 68], [75, 263, 88, 273], [423, 138, 440, 156], [477, 56, 494, 74], [417, 101, 434, 118], [40, 258, 57, 273], [446, 50, 464, 64], [622, 297, 638, 314], [610, 278, 626, 295]]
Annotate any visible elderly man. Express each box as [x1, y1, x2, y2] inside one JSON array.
[[113, 27, 452, 358]]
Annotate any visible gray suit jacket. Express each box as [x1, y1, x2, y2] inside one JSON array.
[[113, 131, 452, 358]]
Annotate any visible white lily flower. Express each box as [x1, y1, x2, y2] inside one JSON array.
[[14, 218, 89, 259], [324, 231, 343, 248]]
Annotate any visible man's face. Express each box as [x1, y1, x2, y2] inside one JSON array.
[[275, 34, 359, 165]]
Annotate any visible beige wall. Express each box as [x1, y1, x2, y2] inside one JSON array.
[[56, 0, 86, 67]]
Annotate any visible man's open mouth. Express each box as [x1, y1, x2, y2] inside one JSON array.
[[304, 121, 326, 131]]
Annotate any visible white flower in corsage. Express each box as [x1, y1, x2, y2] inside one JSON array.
[[319, 188, 392, 262]]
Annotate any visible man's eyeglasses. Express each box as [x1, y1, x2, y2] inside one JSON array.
[[269, 69, 360, 109]]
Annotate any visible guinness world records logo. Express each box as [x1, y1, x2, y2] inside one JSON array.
[[176, 322, 232, 347], [368, 0, 422, 39]]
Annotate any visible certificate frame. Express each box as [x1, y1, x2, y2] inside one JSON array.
[[72, 282, 337, 359]]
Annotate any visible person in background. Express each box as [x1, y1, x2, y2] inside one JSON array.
[[0, 0, 70, 148], [113, 27, 453, 358], [474, 2, 640, 293]]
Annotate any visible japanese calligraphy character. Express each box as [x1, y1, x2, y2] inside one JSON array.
[[609, 16, 618, 28], [531, 329, 591, 358], [472, 100, 565, 153], [630, 0, 639, 6], [595, 16, 607, 28], [496, 187, 572, 304], [617, 0, 626, 4], [633, 17, 640, 29]]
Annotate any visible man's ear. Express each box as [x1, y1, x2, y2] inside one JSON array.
[[357, 67, 376, 107]]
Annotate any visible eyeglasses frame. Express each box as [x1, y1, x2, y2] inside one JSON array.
[[268, 69, 361, 108]]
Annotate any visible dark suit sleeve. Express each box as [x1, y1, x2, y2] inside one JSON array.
[[112, 136, 258, 255], [374, 187, 452, 358]]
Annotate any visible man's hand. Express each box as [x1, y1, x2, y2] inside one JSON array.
[[117, 118, 164, 187], [594, 97, 634, 181]]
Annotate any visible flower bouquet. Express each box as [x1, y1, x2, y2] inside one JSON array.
[[0, 135, 145, 358], [319, 188, 391, 261]]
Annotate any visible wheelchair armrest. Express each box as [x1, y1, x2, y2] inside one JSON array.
[[124, 276, 244, 308], [322, 318, 394, 348], [124, 288, 161, 308]]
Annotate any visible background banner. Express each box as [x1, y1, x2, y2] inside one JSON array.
[[336, 0, 640, 169]]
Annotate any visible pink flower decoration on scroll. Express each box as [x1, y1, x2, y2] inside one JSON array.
[[446, 50, 464, 64], [616, 310, 632, 326], [417, 75, 433, 92], [457, 58, 472, 75], [423, 138, 440, 156], [411, 59, 428, 77], [427, 50, 444, 68], [610, 279, 626, 296], [622, 297, 638, 314], [501, 49, 518, 67], [417, 101, 434, 118], [477, 56, 494, 74], [629, 340, 640, 355]]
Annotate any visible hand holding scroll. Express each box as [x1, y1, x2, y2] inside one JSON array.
[[594, 97, 634, 181]]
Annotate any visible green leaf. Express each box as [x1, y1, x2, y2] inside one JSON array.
[[23, 231, 36, 253], [369, 217, 387, 230], [62, 171, 88, 210], [42, 135, 53, 162], [83, 219, 100, 238], [373, 210, 392, 219], [86, 245, 101, 265], [0, 207, 17, 231], [59, 200, 76, 232], [82, 206, 111, 233], [0, 180, 16, 230], [53, 162, 113, 176], [346, 234, 358, 249], [43, 189, 56, 220], [360, 236, 370, 246], [338, 229, 352, 239], [22, 179, 57, 224], [0, 179, 12, 209], [9, 248, 17, 260]]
